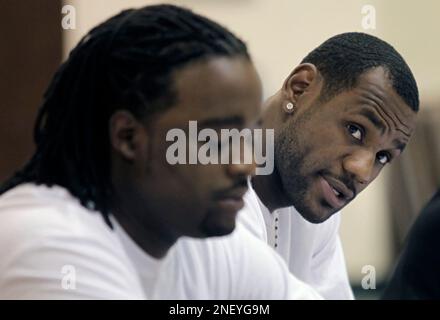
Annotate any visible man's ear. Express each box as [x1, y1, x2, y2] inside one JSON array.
[[109, 110, 147, 162], [282, 63, 319, 105]]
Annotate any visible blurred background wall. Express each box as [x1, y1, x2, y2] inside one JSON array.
[[0, 0, 61, 182], [1, 0, 439, 298]]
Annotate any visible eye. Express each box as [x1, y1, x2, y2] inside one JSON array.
[[377, 152, 391, 165], [347, 124, 363, 141]]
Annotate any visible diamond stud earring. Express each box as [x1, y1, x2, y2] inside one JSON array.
[[285, 102, 295, 113]]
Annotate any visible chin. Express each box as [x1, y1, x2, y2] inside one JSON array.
[[285, 185, 338, 224], [300, 211, 331, 224], [295, 201, 337, 224], [198, 217, 237, 238], [203, 224, 236, 237]]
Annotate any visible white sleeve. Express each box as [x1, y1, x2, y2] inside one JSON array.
[[310, 215, 354, 300], [0, 209, 145, 299]]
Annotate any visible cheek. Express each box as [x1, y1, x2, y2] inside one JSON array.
[[305, 123, 348, 161], [309, 123, 337, 143], [193, 164, 227, 190], [299, 142, 344, 177], [173, 165, 225, 201]]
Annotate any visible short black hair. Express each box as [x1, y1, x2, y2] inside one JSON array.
[[301, 32, 419, 112], [0, 4, 250, 226]]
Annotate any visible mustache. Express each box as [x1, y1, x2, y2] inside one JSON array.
[[321, 170, 357, 199]]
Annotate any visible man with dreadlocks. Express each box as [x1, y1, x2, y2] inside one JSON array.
[[0, 4, 321, 299]]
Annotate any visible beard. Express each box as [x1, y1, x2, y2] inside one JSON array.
[[275, 124, 307, 207], [274, 113, 333, 223], [197, 207, 237, 237]]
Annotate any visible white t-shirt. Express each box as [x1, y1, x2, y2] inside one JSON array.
[[0, 183, 322, 300], [0, 183, 159, 299], [238, 184, 354, 300], [151, 224, 322, 299]]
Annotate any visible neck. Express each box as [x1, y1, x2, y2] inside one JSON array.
[[252, 92, 291, 212], [252, 169, 291, 213], [111, 190, 178, 259]]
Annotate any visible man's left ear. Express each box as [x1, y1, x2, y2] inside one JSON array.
[[109, 110, 148, 162], [282, 63, 319, 108]]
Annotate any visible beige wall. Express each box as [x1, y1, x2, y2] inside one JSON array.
[[63, 0, 440, 285], [380, 0, 440, 104]]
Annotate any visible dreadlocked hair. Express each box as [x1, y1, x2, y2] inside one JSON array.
[[0, 4, 250, 227]]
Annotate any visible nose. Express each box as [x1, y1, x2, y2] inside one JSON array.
[[343, 148, 376, 185], [226, 139, 256, 178], [227, 161, 256, 178]]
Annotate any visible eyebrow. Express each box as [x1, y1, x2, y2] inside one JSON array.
[[360, 108, 408, 152], [198, 116, 244, 128], [359, 108, 387, 134]]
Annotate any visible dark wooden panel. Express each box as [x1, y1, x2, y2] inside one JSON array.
[[0, 0, 62, 182]]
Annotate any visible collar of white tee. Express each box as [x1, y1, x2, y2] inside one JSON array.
[[249, 178, 301, 216], [8, 183, 168, 273], [109, 215, 170, 273]]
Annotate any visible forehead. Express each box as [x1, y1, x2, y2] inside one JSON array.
[[168, 56, 262, 124], [333, 67, 417, 136]]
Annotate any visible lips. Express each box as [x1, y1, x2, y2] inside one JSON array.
[[216, 197, 245, 213], [214, 187, 248, 213], [319, 175, 354, 209]]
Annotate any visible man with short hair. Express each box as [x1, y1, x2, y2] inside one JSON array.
[[239, 32, 419, 299]]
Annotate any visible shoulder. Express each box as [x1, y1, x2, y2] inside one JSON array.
[[0, 184, 116, 250], [397, 189, 440, 265], [383, 190, 440, 299], [410, 189, 440, 239], [0, 184, 144, 299]]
